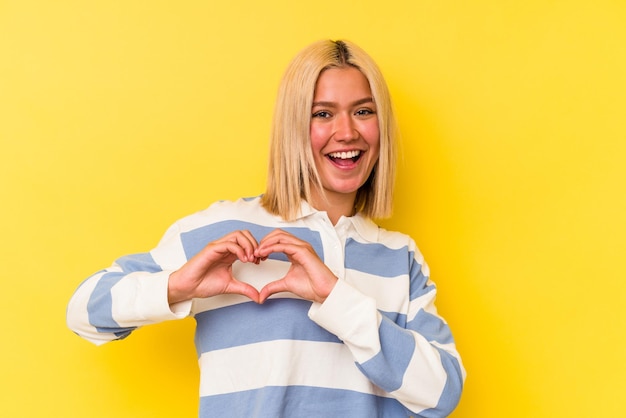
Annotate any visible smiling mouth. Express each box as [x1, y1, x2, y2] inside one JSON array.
[[327, 150, 362, 164]]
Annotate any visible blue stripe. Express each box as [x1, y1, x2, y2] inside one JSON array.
[[408, 309, 455, 345], [409, 256, 435, 301], [180, 220, 324, 263], [199, 385, 413, 417], [115, 253, 163, 273], [380, 309, 407, 327], [87, 272, 136, 335], [194, 298, 340, 355], [87, 253, 159, 335], [356, 313, 461, 417], [356, 316, 415, 393], [344, 239, 411, 278]]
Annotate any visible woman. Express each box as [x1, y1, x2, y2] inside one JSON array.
[[67, 39, 465, 417]]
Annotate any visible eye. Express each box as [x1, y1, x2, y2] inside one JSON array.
[[355, 108, 376, 117], [312, 110, 332, 118]]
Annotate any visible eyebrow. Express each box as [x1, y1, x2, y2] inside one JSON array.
[[312, 97, 375, 108]]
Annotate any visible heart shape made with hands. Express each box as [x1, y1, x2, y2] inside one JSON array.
[[174, 229, 338, 306], [228, 250, 335, 305]]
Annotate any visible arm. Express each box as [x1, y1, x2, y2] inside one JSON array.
[[67, 220, 260, 345], [66, 252, 189, 345], [308, 255, 465, 417], [242, 228, 465, 416]]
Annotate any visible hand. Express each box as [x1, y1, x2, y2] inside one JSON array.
[[255, 229, 338, 304], [168, 230, 261, 304]]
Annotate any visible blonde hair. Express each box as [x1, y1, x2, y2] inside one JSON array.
[[261, 39, 397, 220]]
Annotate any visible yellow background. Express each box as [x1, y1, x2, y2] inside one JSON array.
[[1, 1, 625, 417]]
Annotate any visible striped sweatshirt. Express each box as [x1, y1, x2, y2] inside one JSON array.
[[67, 196, 465, 417]]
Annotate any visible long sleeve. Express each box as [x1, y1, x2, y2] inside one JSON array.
[[66, 227, 192, 345], [308, 243, 465, 417]]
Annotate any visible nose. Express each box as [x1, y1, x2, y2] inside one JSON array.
[[333, 113, 358, 142]]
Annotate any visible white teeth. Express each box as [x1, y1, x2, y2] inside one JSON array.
[[328, 150, 361, 159]]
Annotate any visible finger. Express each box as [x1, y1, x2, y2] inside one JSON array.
[[210, 240, 252, 264], [237, 229, 259, 247], [218, 230, 259, 262], [258, 228, 285, 239], [226, 279, 261, 304], [255, 242, 312, 262], [259, 278, 289, 304], [256, 232, 309, 258], [258, 229, 298, 246], [235, 229, 260, 262]]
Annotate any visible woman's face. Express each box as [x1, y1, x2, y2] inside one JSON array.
[[309, 66, 380, 205]]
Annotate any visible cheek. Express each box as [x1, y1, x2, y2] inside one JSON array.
[[309, 124, 328, 151], [362, 122, 380, 150]]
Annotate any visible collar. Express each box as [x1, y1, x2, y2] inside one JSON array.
[[283, 200, 380, 243], [348, 212, 380, 243]]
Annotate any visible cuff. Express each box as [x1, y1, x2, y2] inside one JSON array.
[[112, 271, 192, 324]]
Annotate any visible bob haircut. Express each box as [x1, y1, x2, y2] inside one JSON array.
[[261, 39, 397, 221]]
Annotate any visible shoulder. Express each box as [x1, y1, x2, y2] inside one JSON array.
[[355, 216, 427, 266], [353, 214, 418, 251], [170, 195, 287, 233]]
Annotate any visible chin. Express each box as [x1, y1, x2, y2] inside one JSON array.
[[326, 181, 366, 196]]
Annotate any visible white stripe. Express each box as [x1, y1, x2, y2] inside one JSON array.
[[66, 272, 115, 345], [198, 339, 388, 398], [151, 235, 188, 270], [111, 271, 188, 325], [344, 270, 410, 313], [391, 335, 447, 411], [362, 228, 411, 250]]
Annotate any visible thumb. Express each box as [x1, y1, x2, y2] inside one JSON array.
[[226, 280, 261, 304], [259, 278, 289, 304]]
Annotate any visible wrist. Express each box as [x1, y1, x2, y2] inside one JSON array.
[[316, 275, 338, 304], [167, 270, 192, 304]]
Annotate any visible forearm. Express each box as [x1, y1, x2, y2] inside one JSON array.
[[308, 279, 465, 416], [67, 257, 191, 345]]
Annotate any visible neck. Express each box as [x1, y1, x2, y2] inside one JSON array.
[[309, 186, 356, 225]]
